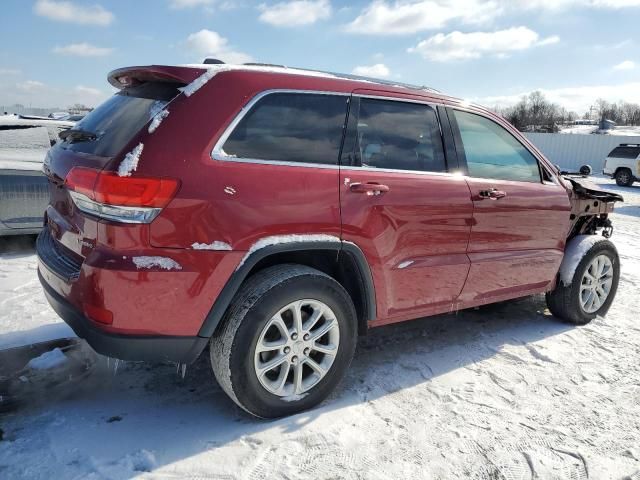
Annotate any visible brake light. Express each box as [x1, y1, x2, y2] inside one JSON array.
[[65, 167, 179, 223], [94, 174, 178, 208]]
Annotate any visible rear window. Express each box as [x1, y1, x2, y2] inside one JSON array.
[[608, 145, 640, 159], [61, 82, 180, 157]]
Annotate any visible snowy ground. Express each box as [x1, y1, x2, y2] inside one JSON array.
[[559, 124, 640, 136], [1, 179, 640, 479]]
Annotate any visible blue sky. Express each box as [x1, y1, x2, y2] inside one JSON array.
[[1, 0, 639, 113]]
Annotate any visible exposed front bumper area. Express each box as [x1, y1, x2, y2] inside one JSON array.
[[38, 269, 208, 363]]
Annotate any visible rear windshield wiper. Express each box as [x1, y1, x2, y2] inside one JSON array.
[[59, 128, 97, 143]]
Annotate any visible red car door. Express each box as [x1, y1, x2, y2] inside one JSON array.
[[339, 94, 473, 326], [448, 109, 572, 307]]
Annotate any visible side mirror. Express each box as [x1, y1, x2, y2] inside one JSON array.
[[579, 165, 592, 176]]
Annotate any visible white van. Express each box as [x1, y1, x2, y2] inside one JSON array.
[[603, 144, 640, 186]]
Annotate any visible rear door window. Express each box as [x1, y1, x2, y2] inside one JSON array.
[[221, 92, 348, 165], [60, 82, 181, 157], [608, 145, 640, 159], [454, 110, 541, 183], [348, 98, 446, 172]]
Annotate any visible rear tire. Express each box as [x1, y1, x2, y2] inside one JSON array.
[[546, 239, 620, 325], [615, 168, 634, 187], [210, 264, 357, 418]]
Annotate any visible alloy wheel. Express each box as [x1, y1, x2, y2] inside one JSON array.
[[253, 299, 340, 397], [580, 254, 614, 313]]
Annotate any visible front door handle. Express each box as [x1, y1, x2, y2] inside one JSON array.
[[349, 182, 390, 196], [479, 188, 507, 200]]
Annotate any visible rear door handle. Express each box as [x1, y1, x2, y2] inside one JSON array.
[[349, 182, 390, 196], [478, 188, 507, 200]]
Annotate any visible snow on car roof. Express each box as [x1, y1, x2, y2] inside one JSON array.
[[178, 62, 443, 95]]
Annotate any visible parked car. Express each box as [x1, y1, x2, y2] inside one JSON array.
[[603, 143, 640, 186], [48, 112, 70, 120], [37, 62, 623, 417], [0, 115, 73, 236]]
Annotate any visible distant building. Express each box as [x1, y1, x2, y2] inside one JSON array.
[[600, 118, 616, 131]]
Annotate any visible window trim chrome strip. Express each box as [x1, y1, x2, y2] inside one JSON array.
[[210, 89, 454, 176], [447, 105, 562, 185], [211, 89, 350, 164]]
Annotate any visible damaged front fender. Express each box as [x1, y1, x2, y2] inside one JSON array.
[[564, 176, 624, 239]]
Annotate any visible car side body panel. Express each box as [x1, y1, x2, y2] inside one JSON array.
[[144, 73, 345, 251], [603, 155, 640, 179], [340, 167, 473, 325], [459, 178, 571, 305]]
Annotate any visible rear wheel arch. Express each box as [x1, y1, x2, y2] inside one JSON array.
[[197, 241, 376, 339]]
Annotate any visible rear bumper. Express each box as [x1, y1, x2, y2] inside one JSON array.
[[38, 268, 208, 363], [35, 222, 244, 338]]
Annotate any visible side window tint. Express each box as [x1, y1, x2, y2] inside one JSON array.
[[609, 146, 640, 159], [222, 93, 347, 165], [354, 98, 446, 172], [454, 110, 541, 183]]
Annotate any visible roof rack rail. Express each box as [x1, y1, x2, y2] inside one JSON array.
[[244, 62, 286, 68], [296, 67, 440, 93], [202, 60, 440, 93]]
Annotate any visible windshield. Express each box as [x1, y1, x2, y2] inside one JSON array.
[[61, 82, 181, 157]]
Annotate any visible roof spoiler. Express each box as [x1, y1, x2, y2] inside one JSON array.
[[107, 65, 207, 89]]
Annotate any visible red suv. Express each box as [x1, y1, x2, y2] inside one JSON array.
[[37, 62, 622, 417]]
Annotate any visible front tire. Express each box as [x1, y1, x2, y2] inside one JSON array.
[[615, 168, 634, 187], [546, 239, 620, 325], [210, 264, 357, 418]]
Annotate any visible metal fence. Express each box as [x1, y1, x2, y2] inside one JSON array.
[[524, 133, 640, 172]]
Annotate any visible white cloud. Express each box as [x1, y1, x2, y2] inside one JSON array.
[[593, 0, 640, 5], [0, 80, 111, 108], [613, 60, 636, 70], [75, 85, 104, 97], [0, 69, 20, 76], [53, 43, 113, 57], [345, 0, 640, 35], [259, 0, 331, 26], [34, 0, 114, 26], [16, 80, 46, 93], [408, 27, 559, 62], [510, 0, 640, 9], [476, 82, 640, 114], [169, 0, 215, 7], [345, 0, 501, 35], [184, 29, 252, 64], [352, 64, 391, 78]]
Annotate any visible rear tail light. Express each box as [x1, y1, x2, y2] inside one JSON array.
[[65, 167, 179, 224]]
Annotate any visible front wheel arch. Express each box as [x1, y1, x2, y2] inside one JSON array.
[[547, 237, 620, 324]]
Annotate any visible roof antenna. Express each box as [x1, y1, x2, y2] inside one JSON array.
[[203, 58, 225, 65]]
